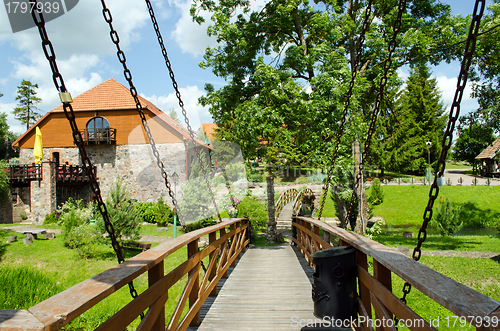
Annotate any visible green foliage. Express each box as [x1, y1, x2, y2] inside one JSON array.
[[368, 178, 384, 205], [433, 196, 462, 236], [0, 265, 63, 309], [43, 212, 58, 225], [364, 221, 383, 240], [135, 199, 173, 226], [13, 80, 42, 130], [185, 218, 218, 232], [98, 179, 141, 248], [452, 113, 496, 170], [64, 224, 101, 258], [156, 198, 173, 226], [0, 160, 10, 204], [237, 196, 268, 232]]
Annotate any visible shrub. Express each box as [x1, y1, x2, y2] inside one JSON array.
[[156, 198, 173, 227], [64, 223, 101, 258], [432, 196, 462, 236], [369, 178, 384, 205], [237, 196, 267, 232], [97, 179, 141, 248], [249, 173, 264, 183], [135, 202, 157, 223], [185, 218, 218, 232], [43, 213, 58, 225]]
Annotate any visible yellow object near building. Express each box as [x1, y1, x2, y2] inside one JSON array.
[[34, 126, 43, 164]]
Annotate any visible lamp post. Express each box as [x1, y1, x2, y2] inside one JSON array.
[[426, 141, 432, 184], [172, 172, 179, 238]]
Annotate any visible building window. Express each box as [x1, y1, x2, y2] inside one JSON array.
[[83, 117, 116, 144], [86, 116, 110, 132]]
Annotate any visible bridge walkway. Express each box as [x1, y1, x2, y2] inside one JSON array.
[[187, 243, 315, 330]]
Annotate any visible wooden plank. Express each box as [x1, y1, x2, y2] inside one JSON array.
[[136, 292, 168, 331], [188, 241, 201, 327], [370, 293, 398, 331], [357, 252, 371, 320], [208, 232, 218, 297], [168, 263, 201, 330], [148, 260, 165, 331], [357, 298, 375, 331], [0, 310, 45, 331], [373, 260, 393, 322], [296, 217, 500, 321], [358, 267, 436, 331]]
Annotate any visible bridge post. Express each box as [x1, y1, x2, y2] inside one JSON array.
[[148, 260, 165, 331], [220, 227, 229, 279], [208, 231, 218, 296], [357, 251, 372, 327], [187, 241, 201, 326], [373, 260, 393, 326], [230, 223, 237, 267]]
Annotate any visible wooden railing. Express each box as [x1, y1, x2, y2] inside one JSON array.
[[57, 165, 96, 183], [79, 128, 117, 144], [0, 218, 250, 331], [275, 188, 298, 217], [292, 188, 315, 216], [8, 164, 42, 181], [292, 216, 500, 331]]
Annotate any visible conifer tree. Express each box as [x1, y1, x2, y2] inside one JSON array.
[[13, 80, 42, 130]]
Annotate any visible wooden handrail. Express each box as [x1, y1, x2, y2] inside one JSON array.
[[292, 216, 500, 330], [275, 188, 298, 217], [0, 218, 250, 331]]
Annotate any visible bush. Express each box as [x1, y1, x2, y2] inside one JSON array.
[[249, 173, 264, 183], [432, 196, 462, 236], [64, 223, 101, 258], [369, 178, 384, 205], [58, 198, 96, 254], [156, 198, 174, 226], [237, 197, 267, 232], [43, 213, 58, 225], [185, 218, 218, 232], [97, 179, 141, 248], [135, 202, 157, 223]]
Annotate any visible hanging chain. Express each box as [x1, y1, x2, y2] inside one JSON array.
[[100, 0, 187, 229], [400, 0, 485, 305], [344, 0, 407, 226], [29, 0, 141, 307], [145, 0, 222, 222], [317, 0, 374, 219]]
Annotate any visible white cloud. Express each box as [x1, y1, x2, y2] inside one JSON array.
[[141, 85, 212, 129], [435, 74, 477, 114]]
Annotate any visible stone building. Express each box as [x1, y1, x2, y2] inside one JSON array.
[[7, 78, 208, 224]]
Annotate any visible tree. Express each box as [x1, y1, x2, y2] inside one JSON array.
[[191, 0, 464, 237], [13, 80, 42, 130], [380, 63, 447, 174], [453, 113, 495, 173], [169, 108, 182, 126], [471, 1, 500, 133]]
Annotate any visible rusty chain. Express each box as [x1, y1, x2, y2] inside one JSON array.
[[100, 0, 189, 230], [317, 0, 374, 219], [145, 0, 222, 222], [400, 0, 486, 305], [29, 0, 141, 306], [344, 0, 407, 226]]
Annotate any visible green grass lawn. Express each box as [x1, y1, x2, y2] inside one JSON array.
[[370, 185, 500, 227], [0, 227, 196, 330], [445, 161, 472, 170]]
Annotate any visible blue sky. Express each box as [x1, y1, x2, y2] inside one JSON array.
[[0, 0, 495, 135]]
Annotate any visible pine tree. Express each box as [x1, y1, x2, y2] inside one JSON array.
[[169, 108, 182, 126], [13, 80, 42, 130], [395, 63, 447, 174]]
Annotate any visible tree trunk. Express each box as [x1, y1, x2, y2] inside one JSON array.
[[265, 175, 277, 243], [333, 185, 348, 228], [353, 140, 369, 234]]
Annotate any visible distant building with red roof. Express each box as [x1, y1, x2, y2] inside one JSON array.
[[8, 78, 209, 224]]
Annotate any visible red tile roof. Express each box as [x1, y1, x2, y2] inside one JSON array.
[[13, 78, 207, 148]]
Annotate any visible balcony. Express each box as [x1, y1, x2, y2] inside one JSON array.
[[79, 128, 116, 145]]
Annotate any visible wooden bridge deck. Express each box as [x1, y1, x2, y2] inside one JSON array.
[[188, 243, 316, 330]]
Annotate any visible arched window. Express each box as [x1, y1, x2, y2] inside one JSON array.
[[86, 117, 110, 132], [85, 117, 115, 144]]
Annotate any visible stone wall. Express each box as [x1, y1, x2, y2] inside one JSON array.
[[0, 193, 13, 224], [30, 161, 56, 224], [19, 142, 188, 205]]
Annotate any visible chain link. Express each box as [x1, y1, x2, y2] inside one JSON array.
[[400, 0, 485, 305], [317, 0, 374, 219], [29, 0, 142, 309], [344, 0, 407, 226], [100, 0, 189, 229], [145, 0, 222, 222]]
